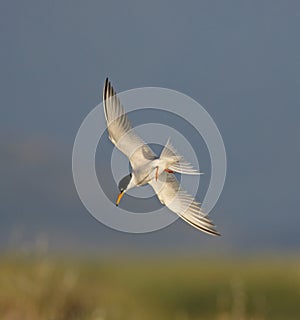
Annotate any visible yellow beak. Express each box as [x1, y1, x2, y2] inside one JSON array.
[[116, 191, 124, 206]]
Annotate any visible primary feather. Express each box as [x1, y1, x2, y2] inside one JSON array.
[[103, 78, 157, 170], [149, 172, 220, 236]]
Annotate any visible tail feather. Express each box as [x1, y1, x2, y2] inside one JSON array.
[[160, 138, 201, 175]]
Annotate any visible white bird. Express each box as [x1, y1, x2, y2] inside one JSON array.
[[103, 78, 220, 236]]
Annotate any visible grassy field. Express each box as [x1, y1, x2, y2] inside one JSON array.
[[0, 254, 299, 320]]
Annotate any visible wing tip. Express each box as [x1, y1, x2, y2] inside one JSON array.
[[103, 77, 114, 97], [202, 226, 221, 237], [199, 223, 221, 236], [181, 214, 221, 236], [212, 229, 221, 236], [104, 77, 109, 91]]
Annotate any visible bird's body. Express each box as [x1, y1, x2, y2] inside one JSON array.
[[103, 78, 220, 236], [132, 159, 158, 186]]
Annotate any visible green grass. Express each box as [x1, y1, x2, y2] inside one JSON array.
[[0, 254, 299, 319]]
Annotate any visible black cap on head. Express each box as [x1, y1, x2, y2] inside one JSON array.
[[118, 173, 132, 192]]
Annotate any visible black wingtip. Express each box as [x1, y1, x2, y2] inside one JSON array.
[[208, 226, 221, 237], [206, 228, 221, 237], [104, 77, 109, 88], [213, 225, 221, 236]]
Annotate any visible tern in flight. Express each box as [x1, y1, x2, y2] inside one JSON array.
[[103, 78, 220, 236]]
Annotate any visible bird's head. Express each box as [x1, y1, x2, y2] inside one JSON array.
[[116, 173, 132, 206]]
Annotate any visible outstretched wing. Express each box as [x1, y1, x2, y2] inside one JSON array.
[[149, 172, 220, 236], [103, 78, 156, 169]]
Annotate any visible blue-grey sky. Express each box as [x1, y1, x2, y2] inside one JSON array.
[[1, 1, 300, 254]]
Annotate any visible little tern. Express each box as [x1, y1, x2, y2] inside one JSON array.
[[103, 78, 220, 236]]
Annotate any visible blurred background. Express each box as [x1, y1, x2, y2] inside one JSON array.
[[1, 1, 300, 319]]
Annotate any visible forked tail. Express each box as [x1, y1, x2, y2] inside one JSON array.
[[158, 138, 202, 175]]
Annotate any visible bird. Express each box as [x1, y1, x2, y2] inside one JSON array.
[[102, 78, 220, 236]]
